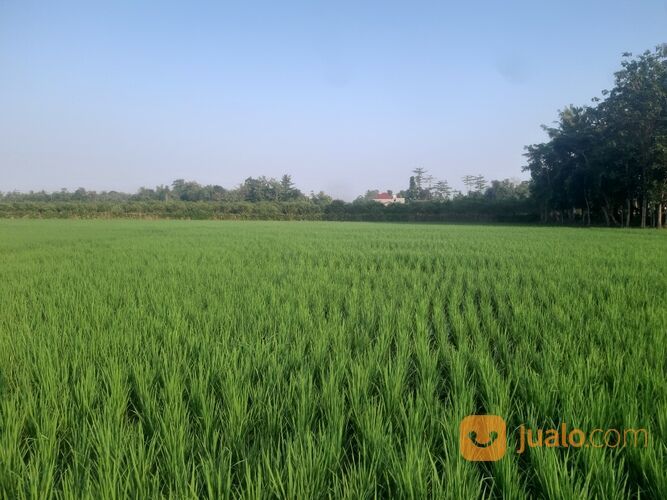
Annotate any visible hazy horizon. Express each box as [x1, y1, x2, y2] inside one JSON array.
[[2, 1, 666, 200]]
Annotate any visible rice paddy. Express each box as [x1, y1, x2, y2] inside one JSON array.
[[0, 220, 665, 499]]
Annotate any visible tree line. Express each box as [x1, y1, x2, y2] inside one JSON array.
[[0, 171, 534, 222], [524, 46, 667, 228], [1, 175, 328, 204]]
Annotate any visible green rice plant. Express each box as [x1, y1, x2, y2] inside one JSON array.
[[0, 220, 665, 498]]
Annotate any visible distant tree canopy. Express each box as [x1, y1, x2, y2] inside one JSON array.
[[524, 46, 667, 228], [2, 176, 310, 205], [166, 176, 308, 203], [0, 172, 537, 223]]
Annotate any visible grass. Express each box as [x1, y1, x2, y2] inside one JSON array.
[[0, 219, 665, 499]]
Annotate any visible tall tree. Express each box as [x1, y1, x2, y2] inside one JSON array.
[[473, 175, 487, 193], [432, 180, 452, 200], [524, 46, 667, 227], [412, 167, 428, 190], [462, 175, 476, 195], [407, 176, 419, 201], [605, 48, 667, 227], [279, 174, 296, 201]]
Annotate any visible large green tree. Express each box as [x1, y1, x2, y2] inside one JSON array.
[[524, 46, 667, 227]]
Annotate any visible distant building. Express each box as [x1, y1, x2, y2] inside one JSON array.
[[372, 192, 406, 206]]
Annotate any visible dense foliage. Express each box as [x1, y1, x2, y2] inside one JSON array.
[[524, 46, 667, 227], [1, 220, 665, 498], [0, 173, 535, 222], [0, 197, 536, 223]]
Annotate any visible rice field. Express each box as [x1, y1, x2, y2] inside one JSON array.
[[0, 220, 665, 499]]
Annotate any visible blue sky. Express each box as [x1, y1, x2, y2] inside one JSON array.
[[1, 0, 666, 199]]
